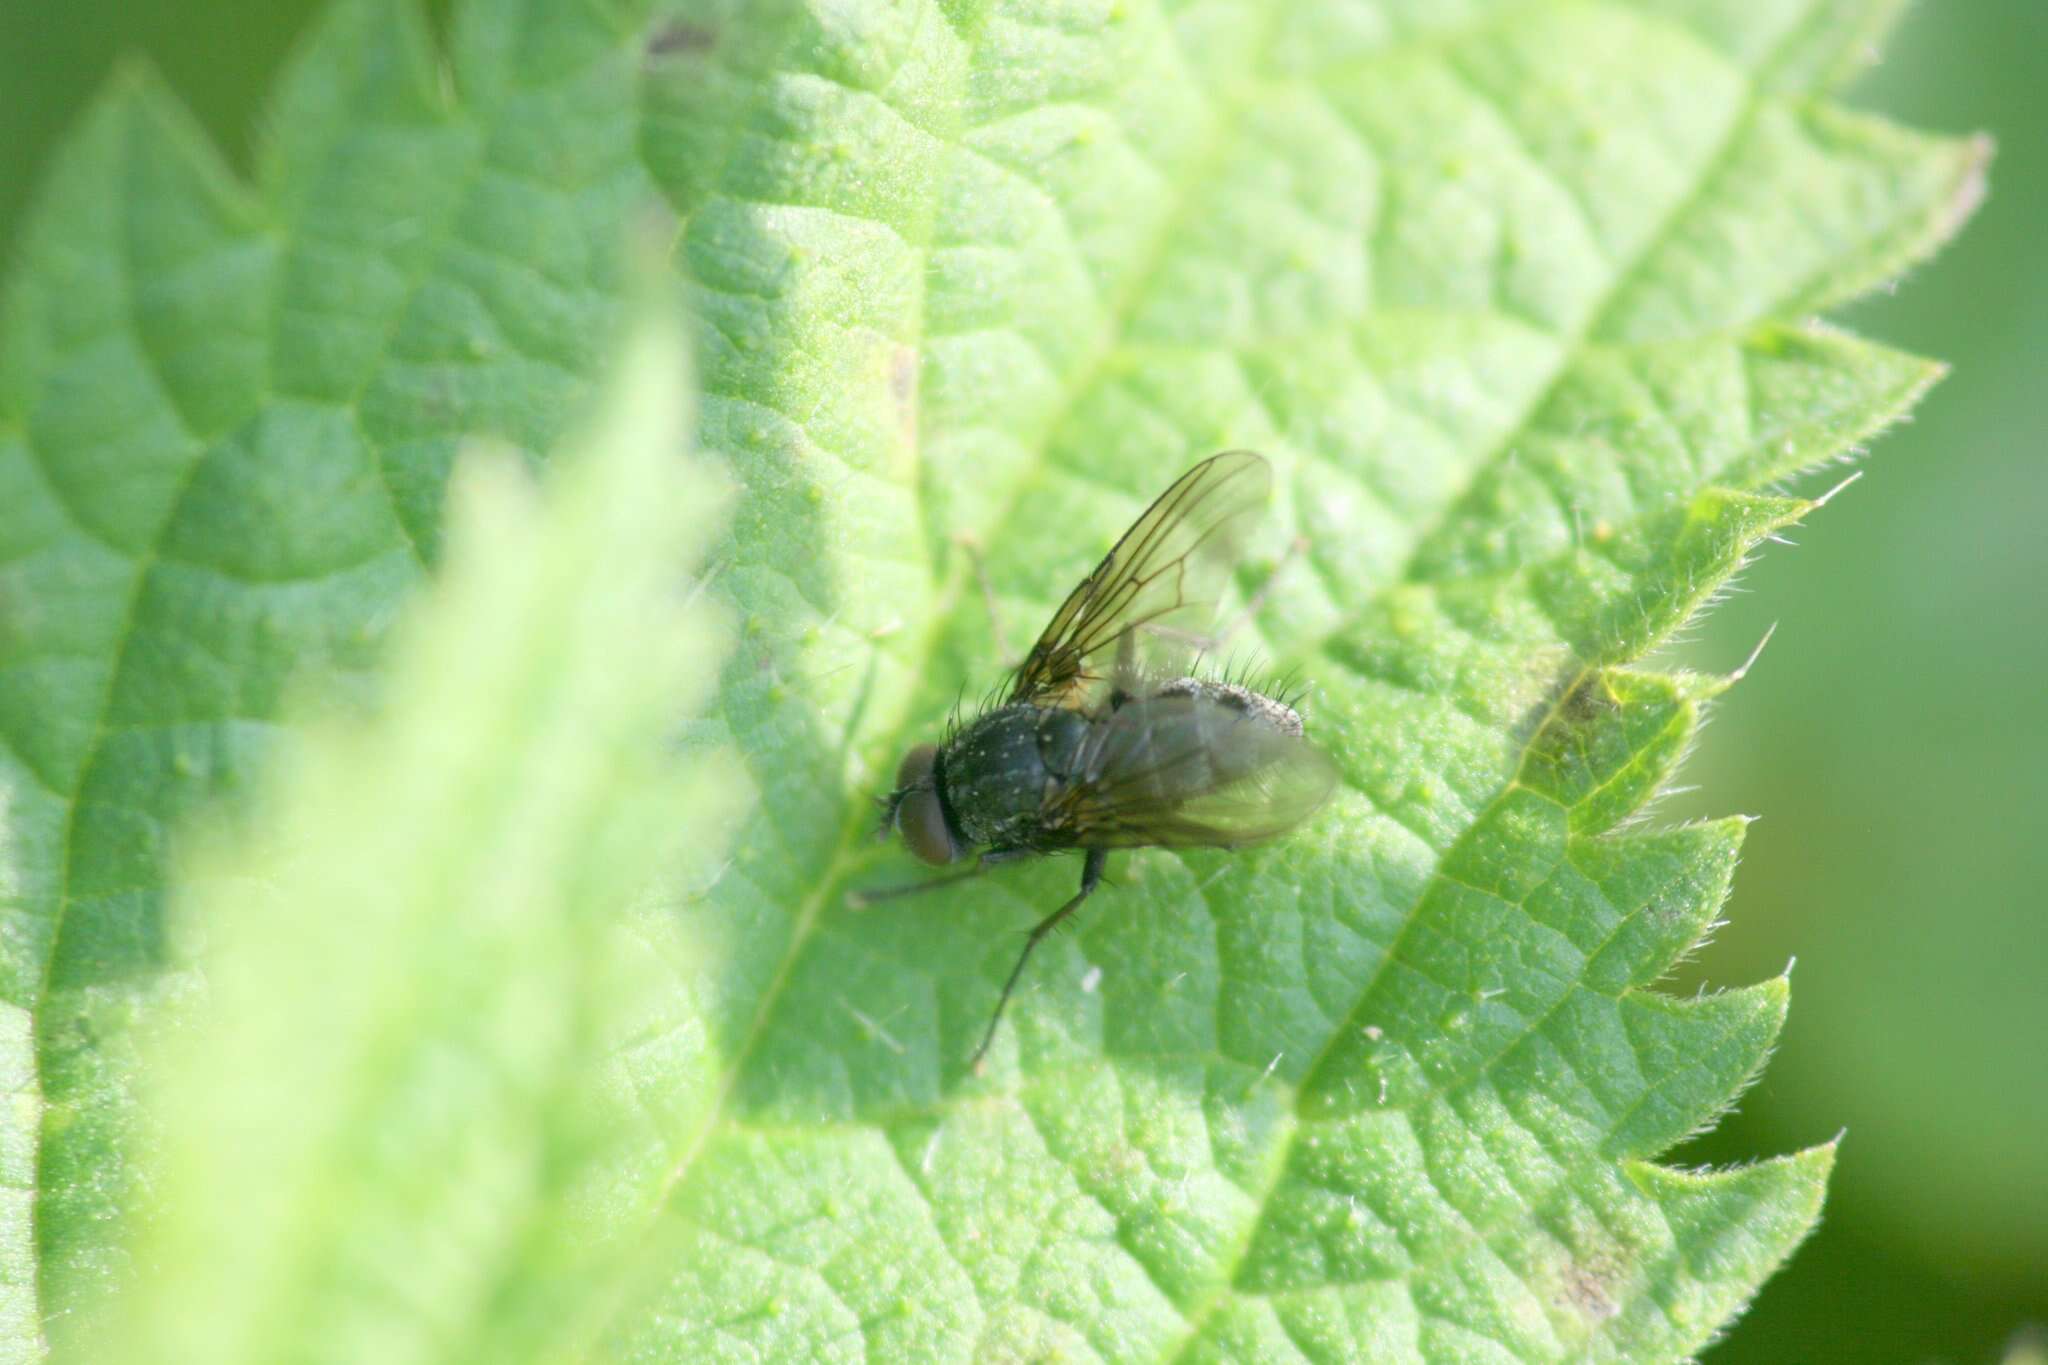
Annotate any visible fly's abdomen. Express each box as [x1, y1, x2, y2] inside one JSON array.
[[1089, 681, 1308, 804]]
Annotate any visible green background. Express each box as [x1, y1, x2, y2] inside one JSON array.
[[3, 1, 2040, 1360]]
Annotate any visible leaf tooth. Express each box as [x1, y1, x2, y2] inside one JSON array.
[[1610, 1144, 1836, 1353], [1748, 0, 1911, 94], [1517, 667, 1710, 836], [1598, 99, 1989, 344], [1779, 110, 1991, 318], [1714, 323, 1947, 491], [1530, 487, 1807, 666], [1573, 819, 1746, 996], [1603, 977, 1788, 1160], [264, 0, 449, 198], [7, 63, 269, 460], [1295, 813, 1746, 1126]]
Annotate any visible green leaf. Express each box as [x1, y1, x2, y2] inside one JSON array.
[[0, 0, 666, 1329], [612, 3, 1982, 1361], [69, 305, 739, 1364], [0, 0, 1985, 1360], [0, 993, 36, 1363]]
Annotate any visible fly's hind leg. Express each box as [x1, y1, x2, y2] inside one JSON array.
[[1110, 628, 1139, 709], [1214, 532, 1309, 644], [1147, 534, 1309, 669], [954, 532, 1018, 665], [970, 847, 1107, 1070]]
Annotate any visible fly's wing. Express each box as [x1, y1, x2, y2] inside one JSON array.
[[1043, 692, 1338, 849], [1007, 451, 1271, 709]]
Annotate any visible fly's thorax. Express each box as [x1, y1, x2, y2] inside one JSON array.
[[940, 704, 1091, 848]]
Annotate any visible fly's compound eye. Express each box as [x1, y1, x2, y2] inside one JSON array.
[[889, 745, 959, 866], [897, 786, 960, 866], [896, 743, 938, 788]]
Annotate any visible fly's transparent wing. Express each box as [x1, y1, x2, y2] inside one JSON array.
[[1007, 451, 1271, 709], [1044, 691, 1337, 849]]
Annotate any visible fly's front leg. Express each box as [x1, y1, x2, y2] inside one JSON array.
[[970, 847, 1107, 1069], [846, 846, 1032, 908], [847, 855, 988, 908]]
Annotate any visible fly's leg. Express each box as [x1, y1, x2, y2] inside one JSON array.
[[847, 858, 987, 909], [846, 847, 1031, 908], [955, 532, 1017, 664], [1151, 534, 1311, 663], [970, 847, 1107, 1070], [1109, 629, 1139, 709], [1215, 533, 1309, 644]]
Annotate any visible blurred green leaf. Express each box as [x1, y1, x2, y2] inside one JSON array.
[[0, 0, 1985, 1360], [0, 0, 665, 1330], [72, 307, 739, 1363]]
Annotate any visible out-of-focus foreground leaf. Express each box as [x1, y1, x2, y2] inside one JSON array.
[[71, 308, 739, 1363], [0, 2, 678, 1344], [0, 0, 1985, 1360]]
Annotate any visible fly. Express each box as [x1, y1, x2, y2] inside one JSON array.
[[858, 451, 1337, 1067]]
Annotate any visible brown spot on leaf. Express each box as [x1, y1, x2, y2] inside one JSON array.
[[1559, 1259, 1620, 1323]]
